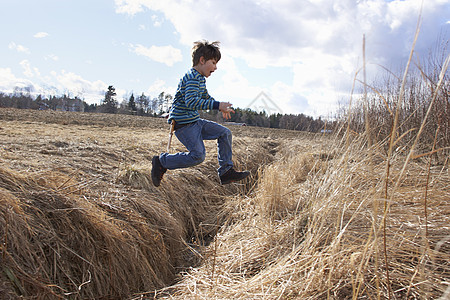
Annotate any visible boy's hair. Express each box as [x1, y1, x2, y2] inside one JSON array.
[[192, 40, 221, 66]]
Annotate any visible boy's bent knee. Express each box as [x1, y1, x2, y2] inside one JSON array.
[[221, 127, 232, 139], [190, 152, 206, 165]]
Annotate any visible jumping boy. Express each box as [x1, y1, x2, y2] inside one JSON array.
[[151, 40, 250, 187]]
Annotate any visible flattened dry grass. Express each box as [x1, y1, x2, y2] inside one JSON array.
[[154, 135, 449, 299], [0, 108, 309, 298], [1, 167, 179, 298]]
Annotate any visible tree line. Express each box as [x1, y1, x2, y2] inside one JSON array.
[[0, 85, 173, 116], [99, 85, 174, 115], [0, 85, 331, 133], [199, 108, 328, 132]]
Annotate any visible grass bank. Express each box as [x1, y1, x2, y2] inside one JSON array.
[[0, 108, 314, 299], [153, 134, 449, 299]]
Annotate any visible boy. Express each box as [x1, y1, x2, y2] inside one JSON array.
[[151, 40, 250, 187]]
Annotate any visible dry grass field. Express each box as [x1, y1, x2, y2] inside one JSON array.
[[0, 108, 448, 299]]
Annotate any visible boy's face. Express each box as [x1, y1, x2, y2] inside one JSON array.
[[195, 57, 218, 78]]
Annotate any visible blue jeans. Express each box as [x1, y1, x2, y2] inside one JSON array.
[[159, 119, 233, 176]]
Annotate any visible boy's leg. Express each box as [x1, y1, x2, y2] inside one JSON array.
[[196, 119, 233, 176], [155, 119, 248, 185], [159, 121, 206, 170], [198, 119, 249, 184]]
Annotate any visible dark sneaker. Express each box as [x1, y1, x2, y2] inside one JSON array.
[[220, 168, 250, 185], [151, 156, 167, 187]]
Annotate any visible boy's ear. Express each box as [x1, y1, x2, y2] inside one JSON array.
[[199, 56, 206, 64]]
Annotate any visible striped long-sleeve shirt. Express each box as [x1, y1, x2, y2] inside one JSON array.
[[168, 68, 220, 124]]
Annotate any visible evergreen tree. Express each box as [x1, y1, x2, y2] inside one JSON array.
[[84, 102, 97, 112], [269, 113, 282, 128], [102, 85, 118, 114], [128, 93, 137, 113]]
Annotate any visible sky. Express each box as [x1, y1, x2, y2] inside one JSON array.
[[0, 0, 449, 118]]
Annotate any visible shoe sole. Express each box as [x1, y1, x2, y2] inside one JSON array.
[[220, 172, 250, 185]]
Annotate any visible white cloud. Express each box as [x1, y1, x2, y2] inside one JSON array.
[[33, 32, 49, 38], [19, 59, 40, 77], [8, 42, 30, 54], [0, 63, 108, 103], [0, 67, 35, 93], [146, 79, 175, 96], [116, 1, 449, 67], [214, 55, 260, 103], [55, 70, 107, 99], [151, 15, 162, 27], [130, 44, 182, 66], [45, 54, 59, 61], [114, 0, 145, 15], [0, 68, 17, 85]]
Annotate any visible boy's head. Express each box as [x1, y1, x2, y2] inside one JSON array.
[[192, 40, 221, 67]]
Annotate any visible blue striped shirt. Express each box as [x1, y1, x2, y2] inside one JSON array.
[[168, 68, 220, 124]]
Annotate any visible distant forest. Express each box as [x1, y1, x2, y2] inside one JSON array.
[[0, 85, 332, 133]]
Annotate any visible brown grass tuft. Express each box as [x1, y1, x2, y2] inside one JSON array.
[[1, 166, 179, 298], [155, 136, 449, 299]]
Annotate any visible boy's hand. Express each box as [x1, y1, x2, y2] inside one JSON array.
[[219, 102, 235, 120]]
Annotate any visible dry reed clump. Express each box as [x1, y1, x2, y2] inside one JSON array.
[[156, 136, 449, 299], [118, 164, 154, 189]]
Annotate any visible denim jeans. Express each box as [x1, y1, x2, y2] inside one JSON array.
[[159, 119, 233, 176]]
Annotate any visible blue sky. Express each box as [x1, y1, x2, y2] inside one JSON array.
[[1, 0, 449, 117]]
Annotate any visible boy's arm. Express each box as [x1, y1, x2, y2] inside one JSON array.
[[184, 77, 235, 119], [184, 78, 219, 110]]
